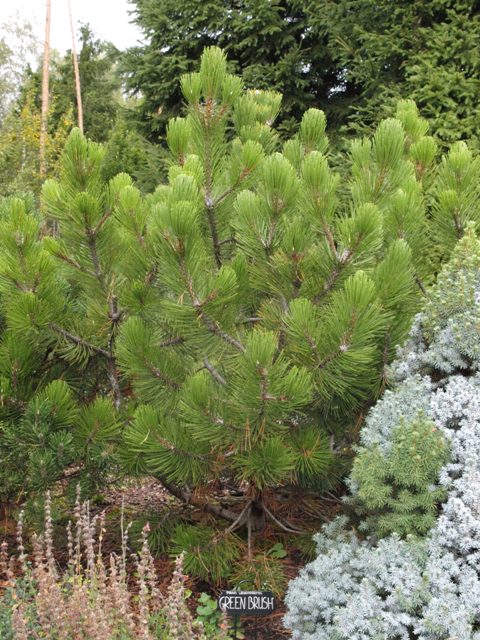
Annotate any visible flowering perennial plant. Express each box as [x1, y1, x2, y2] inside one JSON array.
[[0, 492, 229, 640]]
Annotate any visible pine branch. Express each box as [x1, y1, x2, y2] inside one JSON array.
[[453, 209, 463, 239], [158, 336, 186, 348], [180, 258, 245, 352], [225, 500, 252, 533], [49, 321, 123, 407], [263, 504, 307, 534], [380, 329, 392, 390], [415, 273, 428, 296], [189, 402, 241, 435], [204, 358, 227, 386], [314, 231, 364, 304], [197, 308, 245, 352], [85, 228, 105, 289], [54, 252, 98, 278], [159, 478, 238, 522], [202, 97, 222, 269], [107, 359, 122, 409], [48, 323, 110, 358], [218, 237, 235, 246], [258, 367, 269, 422], [143, 358, 181, 389], [316, 314, 357, 370], [107, 295, 123, 407], [315, 264, 341, 303], [212, 168, 251, 209], [144, 264, 158, 287], [93, 209, 112, 236], [322, 223, 339, 259], [205, 199, 222, 268]]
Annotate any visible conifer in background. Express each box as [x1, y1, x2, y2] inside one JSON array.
[[304, 0, 480, 149], [122, 0, 335, 140], [123, 1, 480, 149], [0, 91, 73, 198]]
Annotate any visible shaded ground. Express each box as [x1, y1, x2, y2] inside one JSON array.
[[102, 478, 294, 639], [100, 477, 341, 640]]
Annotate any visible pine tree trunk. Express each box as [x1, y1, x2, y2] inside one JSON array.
[[68, 0, 84, 133], [39, 0, 52, 177]]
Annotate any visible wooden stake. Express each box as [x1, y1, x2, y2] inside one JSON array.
[[68, 0, 83, 133], [39, 0, 52, 177]]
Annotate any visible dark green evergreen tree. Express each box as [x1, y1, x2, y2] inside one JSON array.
[[123, 1, 480, 149], [121, 0, 337, 140], [101, 110, 167, 192], [303, 0, 480, 148], [52, 24, 119, 142]]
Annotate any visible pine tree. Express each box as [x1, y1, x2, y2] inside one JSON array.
[[0, 197, 120, 511], [115, 47, 434, 575]]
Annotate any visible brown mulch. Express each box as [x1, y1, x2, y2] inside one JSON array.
[[101, 478, 295, 638], [98, 477, 341, 639], [103, 477, 177, 512]]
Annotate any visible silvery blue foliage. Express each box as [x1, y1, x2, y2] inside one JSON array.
[[285, 232, 480, 639], [284, 522, 427, 640], [357, 374, 432, 454]]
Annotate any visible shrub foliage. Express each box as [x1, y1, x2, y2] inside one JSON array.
[[285, 229, 480, 639]]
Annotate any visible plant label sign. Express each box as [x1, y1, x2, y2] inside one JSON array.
[[218, 590, 275, 616]]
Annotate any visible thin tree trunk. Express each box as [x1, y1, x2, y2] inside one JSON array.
[[68, 0, 83, 133], [39, 0, 52, 177]]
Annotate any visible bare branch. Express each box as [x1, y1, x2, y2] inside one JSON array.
[[263, 504, 307, 534], [159, 479, 238, 522], [39, 0, 51, 177], [204, 358, 227, 386], [225, 501, 252, 534], [107, 359, 122, 409], [68, 0, 83, 133]]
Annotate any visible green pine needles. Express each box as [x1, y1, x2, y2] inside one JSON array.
[[116, 48, 434, 561], [0, 197, 120, 509]]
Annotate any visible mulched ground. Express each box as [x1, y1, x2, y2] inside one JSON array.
[[101, 478, 295, 639], [99, 477, 343, 639]]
